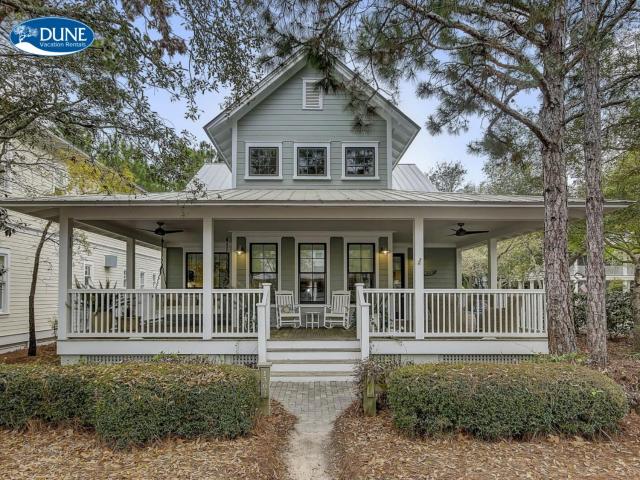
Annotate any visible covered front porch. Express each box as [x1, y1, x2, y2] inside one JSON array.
[[48, 201, 551, 364]]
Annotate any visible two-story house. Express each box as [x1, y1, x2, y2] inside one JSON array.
[[1, 52, 626, 379]]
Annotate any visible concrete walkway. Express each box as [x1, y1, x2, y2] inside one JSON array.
[[271, 382, 356, 480]]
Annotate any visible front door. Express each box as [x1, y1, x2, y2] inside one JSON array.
[[393, 253, 405, 288]]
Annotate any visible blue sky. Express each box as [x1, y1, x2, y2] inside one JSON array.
[[147, 79, 489, 184]]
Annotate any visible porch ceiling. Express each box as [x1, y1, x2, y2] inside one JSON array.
[[78, 217, 544, 248]]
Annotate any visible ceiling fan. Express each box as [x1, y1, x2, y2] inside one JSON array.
[[139, 221, 184, 237], [449, 223, 489, 237], [137, 222, 184, 288]]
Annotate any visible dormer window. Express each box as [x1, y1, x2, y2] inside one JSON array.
[[245, 142, 282, 179], [302, 79, 323, 110], [293, 143, 331, 179], [342, 142, 379, 179]]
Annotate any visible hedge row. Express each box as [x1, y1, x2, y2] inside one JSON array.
[[0, 363, 260, 449], [388, 363, 628, 440], [573, 291, 634, 337]]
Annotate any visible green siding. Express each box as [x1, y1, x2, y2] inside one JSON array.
[[405, 247, 456, 288], [425, 248, 457, 288], [330, 237, 344, 292], [378, 237, 389, 288], [236, 240, 247, 288], [281, 237, 295, 291], [165, 247, 183, 288], [236, 65, 389, 189]]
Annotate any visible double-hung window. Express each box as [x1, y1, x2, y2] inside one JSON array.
[[245, 143, 282, 179], [0, 251, 8, 314], [294, 143, 330, 179], [185, 252, 203, 288], [214, 253, 230, 288], [298, 243, 326, 304], [83, 262, 93, 287], [342, 143, 378, 179], [139, 271, 146, 289], [347, 243, 375, 298], [250, 243, 278, 299]]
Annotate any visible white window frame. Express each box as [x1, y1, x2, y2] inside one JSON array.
[[139, 270, 146, 289], [293, 142, 331, 180], [83, 261, 94, 287], [244, 142, 283, 180], [0, 249, 10, 315], [123, 269, 127, 289], [302, 78, 323, 110], [152, 272, 157, 289], [341, 142, 380, 180]]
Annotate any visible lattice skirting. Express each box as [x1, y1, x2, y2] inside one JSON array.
[[372, 353, 533, 364], [67, 354, 258, 366]]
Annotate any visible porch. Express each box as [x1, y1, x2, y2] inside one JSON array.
[[15, 194, 565, 365]]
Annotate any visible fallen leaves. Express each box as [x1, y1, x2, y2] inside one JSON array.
[[0, 401, 296, 480], [331, 404, 640, 480]]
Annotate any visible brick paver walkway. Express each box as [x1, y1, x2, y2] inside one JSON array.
[[271, 382, 356, 480]]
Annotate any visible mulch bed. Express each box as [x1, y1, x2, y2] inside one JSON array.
[[1, 343, 58, 365], [332, 404, 640, 480], [0, 400, 296, 480]]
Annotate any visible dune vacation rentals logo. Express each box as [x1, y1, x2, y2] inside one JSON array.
[[10, 17, 94, 56]]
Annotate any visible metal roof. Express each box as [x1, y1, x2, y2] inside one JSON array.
[[392, 164, 437, 192], [189, 163, 232, 190], [1, 188, 629, 208], [191, 162, 437, 193]]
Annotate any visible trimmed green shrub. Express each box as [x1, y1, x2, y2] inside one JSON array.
[[573, 291, 634, 337], [387, 363, 628, 440], [0, 363, 260, 448]]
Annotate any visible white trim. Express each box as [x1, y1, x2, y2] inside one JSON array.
[[244, 142, 283, 180], [292, 142, 331, 180], [231, 120, 238, 187], [0, 248, 10, 315], [302, 78, 323, 110], [341, 142, 380, 180], [139, 270, 146, 289], [384, 113, 393, 188]]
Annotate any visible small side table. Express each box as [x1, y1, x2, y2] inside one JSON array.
[[305, 312, 320, 329]]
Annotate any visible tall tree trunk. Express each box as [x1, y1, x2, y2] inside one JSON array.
[[583, 0, 607, 367], [28, 220, 52, 356], [632, 258, 640, 345], [541, 1, 576, 355]]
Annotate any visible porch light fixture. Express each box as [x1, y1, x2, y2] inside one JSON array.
[[379, 237, 390, 254], [235, 237, 246, 255]]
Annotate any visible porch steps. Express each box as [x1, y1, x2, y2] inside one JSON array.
[[267, 340, 360, 382]]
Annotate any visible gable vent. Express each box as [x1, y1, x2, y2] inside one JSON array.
[[303, 79, 323, 109]]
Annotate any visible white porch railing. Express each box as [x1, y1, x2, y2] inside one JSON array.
[[363, 289, 415, 337], [67, 287, 268, 339], [424, 289, 547, 337]]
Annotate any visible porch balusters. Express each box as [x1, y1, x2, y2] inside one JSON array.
[[356, 283, 370, 360], [257, 283, 271, 364]]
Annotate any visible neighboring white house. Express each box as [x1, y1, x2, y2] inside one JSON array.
[[0, 138, 161, 352], [1, 52, 627, 379]]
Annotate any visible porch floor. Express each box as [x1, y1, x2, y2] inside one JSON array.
[[270, 327, 356, 340]]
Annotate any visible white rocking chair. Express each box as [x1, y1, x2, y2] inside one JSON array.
[[323, 291, 351, 329], [275, 291, 302, 328]]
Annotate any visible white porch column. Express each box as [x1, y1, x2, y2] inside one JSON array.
[[413, 217, 425, 339], [488, 238, 498, 289], [202, 217, 214, 340], [126, 238, 136, 289], [58, 210, 73, 340], [455, 248, 463, 288]]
